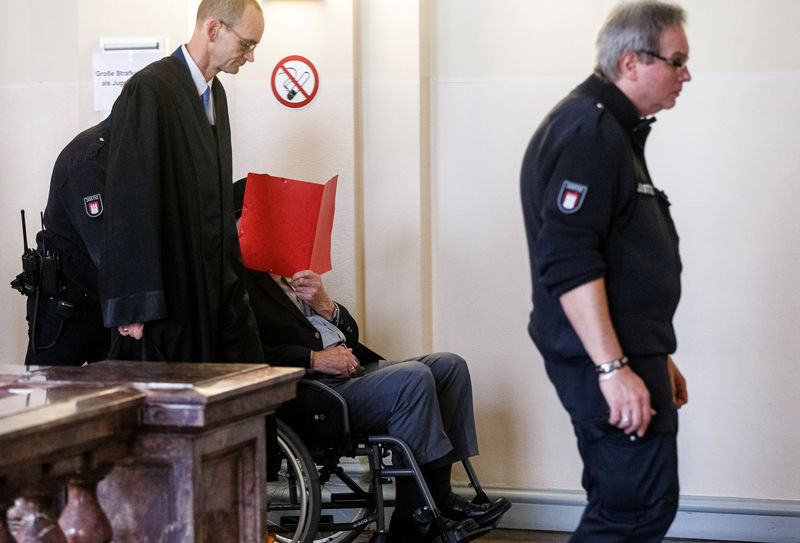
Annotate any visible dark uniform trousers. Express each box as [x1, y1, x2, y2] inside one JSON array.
[[544, 355, 679, 543], [328, 352, 479, 466]]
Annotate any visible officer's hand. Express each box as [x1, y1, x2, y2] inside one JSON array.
[[311, 345, 359, 377], [667, 355, 688, 408], [292, 270, 335, 320], [118, 323, 144, 340], [599, 366, 653, 438]]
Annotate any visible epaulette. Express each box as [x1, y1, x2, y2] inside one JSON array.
[[553, 94, 607, 136], [78, 131, 110, 162]]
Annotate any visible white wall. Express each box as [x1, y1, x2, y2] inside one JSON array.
[[360, 0, 433, 357], [1, 0, 798, 532], [230, 0, 359, 307]]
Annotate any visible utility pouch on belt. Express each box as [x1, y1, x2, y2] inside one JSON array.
[[40, 252, 61, 298]]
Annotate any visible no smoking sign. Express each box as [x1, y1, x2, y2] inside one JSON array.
[[271, 55, 319, 109]]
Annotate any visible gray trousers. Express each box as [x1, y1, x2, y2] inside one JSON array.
[[331, 352, 479, 466]]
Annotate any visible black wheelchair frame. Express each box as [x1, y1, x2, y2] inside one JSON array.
[[266, 379, 492, 543]]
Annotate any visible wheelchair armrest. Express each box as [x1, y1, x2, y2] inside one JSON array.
[[277, 378, 352, 454], [296, 379, 352, 436]]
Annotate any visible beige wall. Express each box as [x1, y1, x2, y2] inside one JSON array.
[[428, 0, 800, 502], [1, 0, 798, 516]]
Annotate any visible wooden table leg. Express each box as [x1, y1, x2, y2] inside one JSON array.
[[8, 495, 68, 543], [59, 472, 112, 543], [0, 500, 15, 543]]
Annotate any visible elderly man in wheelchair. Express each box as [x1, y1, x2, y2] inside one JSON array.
[[233, 179, 510, 542]]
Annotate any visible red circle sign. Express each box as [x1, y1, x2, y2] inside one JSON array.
[[271, 55, 319, 109]]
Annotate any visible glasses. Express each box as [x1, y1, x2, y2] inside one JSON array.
[[638, 50, 688, 70], [221, 22, 258, 53]]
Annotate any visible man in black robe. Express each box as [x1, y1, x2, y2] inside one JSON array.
[[99, 0, 264, 363]]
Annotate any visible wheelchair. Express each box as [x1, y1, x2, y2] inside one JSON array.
[[266, 378, 496, 543]]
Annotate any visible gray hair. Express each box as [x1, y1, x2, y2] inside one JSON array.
[[595, 1, 686, 81], [196, 0, 262, 27]]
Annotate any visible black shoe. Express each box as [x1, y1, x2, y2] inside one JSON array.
[[440, 492, 512, 528], [386, 512, 484, 543], [410, 506, 489, 543]]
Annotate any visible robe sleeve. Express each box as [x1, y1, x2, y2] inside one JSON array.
[[100, 76, 168, 327]]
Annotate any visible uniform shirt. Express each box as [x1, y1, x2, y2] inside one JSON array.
[[42, 118, 111, 296], [520, 74, 682, 362]]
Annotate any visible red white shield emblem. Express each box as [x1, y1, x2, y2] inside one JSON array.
[[557, 180, 588, 214], [84, 194, 103, 218]]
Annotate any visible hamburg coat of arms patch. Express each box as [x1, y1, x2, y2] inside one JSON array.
[[84, 194, 103, 218], [557, 180, 588, 214]]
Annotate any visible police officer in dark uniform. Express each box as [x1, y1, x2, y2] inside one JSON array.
[[23, 118, 112, 366], [520, 2, 691, 541]]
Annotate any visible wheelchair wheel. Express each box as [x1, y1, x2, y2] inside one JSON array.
[[314, 455, 374, 543], [267, 420, 375, 543], [267, 419, 321, 543]]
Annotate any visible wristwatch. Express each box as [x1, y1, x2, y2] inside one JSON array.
[[329, 303, 340, 323]]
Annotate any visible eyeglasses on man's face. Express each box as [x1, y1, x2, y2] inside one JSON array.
[[222, 21, 258, 53], [638, 50, 688, 70]]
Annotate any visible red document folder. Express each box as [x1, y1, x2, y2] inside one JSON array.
[[238, 173, 338, 277]]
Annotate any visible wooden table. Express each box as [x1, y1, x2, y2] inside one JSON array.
[[0, 361, 304, 543]]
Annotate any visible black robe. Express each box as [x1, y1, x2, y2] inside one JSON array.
[[100, 53, 262, 364]]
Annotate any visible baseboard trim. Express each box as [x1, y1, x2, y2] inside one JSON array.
[[454, 486, 800, 542]]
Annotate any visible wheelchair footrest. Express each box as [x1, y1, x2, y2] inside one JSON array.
[[433, 524, 492, 543], [330, 491, 370, 502]]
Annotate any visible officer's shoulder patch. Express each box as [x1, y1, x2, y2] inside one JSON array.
[[557, 180, 588, 214], [84, 193, 103, 218]]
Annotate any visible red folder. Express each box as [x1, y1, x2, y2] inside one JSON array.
[[238, 173, 338, 277]]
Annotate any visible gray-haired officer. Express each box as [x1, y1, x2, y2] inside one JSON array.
[[520, 2, 691, 541]]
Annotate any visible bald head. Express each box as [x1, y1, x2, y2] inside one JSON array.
[[187, 0, 264, 80], [196, 0, 262, 28]]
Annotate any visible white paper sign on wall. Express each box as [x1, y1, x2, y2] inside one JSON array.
[[93, 37, 165, 113]]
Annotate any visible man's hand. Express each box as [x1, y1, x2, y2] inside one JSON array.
[[667, 355, 688, 408], [311, 345, 360, 377], [599, 366, 653, 438], [292, 270, 336, 320], [118, 323, 144, 340]]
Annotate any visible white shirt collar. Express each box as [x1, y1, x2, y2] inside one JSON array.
[[181, 44, 215, 123]]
